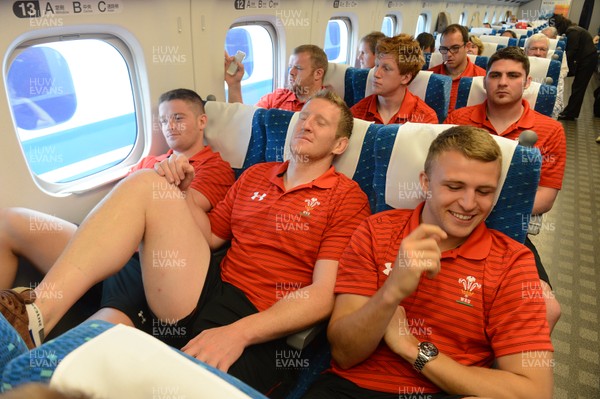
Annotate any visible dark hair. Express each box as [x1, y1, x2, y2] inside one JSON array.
[[487, 46, 530, 77], [441, 24, 469, 44], [158, 88, 205, 114], [294, 44, 329, 76], [416, 32, 435, 52], [502, 30, 517, 39], [549, 13, 572, 35], [360, 31, 387, 54], [425, 126, 502, 175]]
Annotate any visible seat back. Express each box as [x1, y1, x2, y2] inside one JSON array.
[[478, 35, 518, 47], [204, 101, 266, 177], [263, 108, 382, 209], [528, 56, 561, 86], [469, 27, 497, 36], [480, 42, 506, 57], [372, 122, 541, 243], [322, 62, 354, 106], [455, 76, 557, 117], [363, 69, 451, 123], [548, 49, 563, 63]]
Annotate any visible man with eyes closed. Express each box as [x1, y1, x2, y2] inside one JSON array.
[[445, 46, 566, 332]]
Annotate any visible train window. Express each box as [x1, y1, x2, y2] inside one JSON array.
[[6, 38, 136, 187], [415, 14, 428, 36], [324, 18, 350, 64], [225, 24, 275, 105], [459, 12, 467, 26], [381, 15, 395, 36]]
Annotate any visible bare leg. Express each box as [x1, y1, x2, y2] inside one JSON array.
[[34, 170, 211, 334], [0, 208, 77, 288], [90, 307, 135, 327]]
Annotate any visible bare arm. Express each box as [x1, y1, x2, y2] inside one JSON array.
[[181, 258, 339, 371], [224, 51, 245, 104], [532, 186, 559, 215], [384, 306, 554, 399]]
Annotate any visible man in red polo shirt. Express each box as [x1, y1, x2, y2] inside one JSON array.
[[303, 126, 553, 399], [429, 24, 486, 114], [445, 46, 566, 331], [0, 88, 234, 290], [225, 44, 328, 111], [350, 34, 438, 124], [1, 90, 370, 396]]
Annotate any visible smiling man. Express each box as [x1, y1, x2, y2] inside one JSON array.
[[225, 44, 328, 111], [350, 34, 438, 124], [428, 24, 486, 113], [303, 126, 554, 399], [445, 46, 566, 331]]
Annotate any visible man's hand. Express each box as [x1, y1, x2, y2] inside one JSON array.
[[224, 50, 245, 86], [181, 324, 248, 372], [154, 153, 195, 191], [385, 224, 446, 302]]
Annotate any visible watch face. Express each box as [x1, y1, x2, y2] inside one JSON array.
[[420, 342, 439, 357]]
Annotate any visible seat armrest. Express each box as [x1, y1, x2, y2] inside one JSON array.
[[286, 324, 325, 350]]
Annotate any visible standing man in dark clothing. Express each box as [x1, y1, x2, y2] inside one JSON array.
[[550, 14, 597, 121]]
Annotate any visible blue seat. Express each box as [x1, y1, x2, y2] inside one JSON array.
[[372, 122, 541, 244], [263, 108, 382, 210], [205, 101, 266, 178], [528, 56, 561, 86], [455, 76, 557, 117], [1, 320, 268, 398]]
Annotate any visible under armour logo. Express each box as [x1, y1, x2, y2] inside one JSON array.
[[138, 310, 147, 324], [383, 262, 393, 276], [251, 192, 267, 201]]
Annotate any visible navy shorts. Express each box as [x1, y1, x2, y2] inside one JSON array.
[[101, 246, 298, 396]]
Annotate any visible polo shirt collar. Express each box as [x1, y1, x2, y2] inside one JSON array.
[[471, 100, 534, 136], [268, 161, 339, 191], [367, 89, 417, 123], [407, 202, 492, 261]]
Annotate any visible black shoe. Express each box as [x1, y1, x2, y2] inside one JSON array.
[[557, 113, 576, 121]]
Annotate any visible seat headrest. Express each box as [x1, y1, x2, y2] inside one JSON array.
[[204, 101, 260, 169], [381, 123, 516, 210]]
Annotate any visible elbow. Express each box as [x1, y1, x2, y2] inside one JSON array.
[[330, 345, 355, 370]]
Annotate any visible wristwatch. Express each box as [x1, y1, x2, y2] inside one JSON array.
[[413, 341, 439, 372]]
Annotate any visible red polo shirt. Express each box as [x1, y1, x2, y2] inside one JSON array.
[[209, 161, 371, 311], [256, 88, 305, 111], [429, 58, 486, 113], [445, 100, 566, 190], [331, 203, 553, 394], [128, 146, 235, 207], [350, 90, 439, 124]]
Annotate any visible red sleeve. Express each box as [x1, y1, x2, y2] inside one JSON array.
[[486, 243, 553, 357], [350, 97, 371, 121], [189, 152, 235, 208], [255, 92, 275, 109], [317, 180, 371, 261], [126, 153, 170, 175], [536, 123, 566, 190]]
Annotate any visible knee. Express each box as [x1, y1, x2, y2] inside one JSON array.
[[0, 207, 31, 243]]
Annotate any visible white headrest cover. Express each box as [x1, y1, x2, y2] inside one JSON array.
[[323, 62, 350, 100], [385, 122, 516, 209], [204, 101, 257, 169], [51, 325, 253, 399], [282, 113, 372, 179]]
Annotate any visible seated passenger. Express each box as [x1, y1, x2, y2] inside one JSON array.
[[0, 88, 234, 289], [483, 22, 492, 28], [357, 31, 386, 69], [351, 34, 438, 124], [466, 34, 484, 55], [303, 126, 554, 399], [0, 90, 370, 396], [416, 32, 435, 53], [502, 29, 518, 39], [428, 24, 486, 113], [445, 47, 566, 331], [525, 33, 566, 118], [542, 27, 558, 39], [225, 44, 328, 111]]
